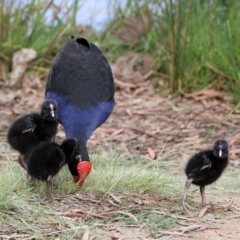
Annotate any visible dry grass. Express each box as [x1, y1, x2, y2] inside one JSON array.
[[1, 71, 240, 238], [1, 139, 240, 239], [0, 143, 179, 239]]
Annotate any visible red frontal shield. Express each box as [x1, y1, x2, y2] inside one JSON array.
[[73, 161, 92, 186]]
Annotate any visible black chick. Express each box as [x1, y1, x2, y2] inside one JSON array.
[[27, 138, 80, 199], [45, 36, 115, 185], [7, 99, 58, 171], [182, 139, 229, 211]]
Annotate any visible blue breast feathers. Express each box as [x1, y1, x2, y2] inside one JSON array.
[[46, 91, 114, 142]]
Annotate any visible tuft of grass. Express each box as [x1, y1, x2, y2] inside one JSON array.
[[0, 154, 57, 236], [105, 0, 240, 101], [111, 211, 178, 234], [82, 150, 175, 195], [1, 146, 177, 199], [0, 147, 89, 239], [0, 144, 178, 238], [47, 149, 176, 197], [0, 0, 97, 76], [2, 0, 240, 100]]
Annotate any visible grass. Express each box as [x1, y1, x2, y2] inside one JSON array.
[[0, 0, 97, 73], [1, 0, 240, 101], [0, 157, 65, 238], [111, 211, 178, 234], [0, 146, 238, 238], [106, 0, 240, 101], [1, 107, 240, 238], [0, 145, 178, 238], [30, 149, 177, 198], [83, 150, 175, 194]]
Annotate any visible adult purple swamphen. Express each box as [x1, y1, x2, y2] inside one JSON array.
[[182, 139, 229, 212], [45, 37, 115, 186]]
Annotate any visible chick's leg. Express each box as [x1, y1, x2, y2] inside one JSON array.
[[200, 186, 207, 206], [46, 175, 53, 200], [182, 178, 197, 212], [18, 154, 28, 171]]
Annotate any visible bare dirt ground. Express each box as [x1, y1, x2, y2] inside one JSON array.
[[1, 64, 240, 239]]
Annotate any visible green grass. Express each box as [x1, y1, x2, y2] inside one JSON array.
[[0, 146, 177, 238], [111, 211, 178, 234], [0, 0, 97, 73], [27, 149, 176, 197], [2, 0, 240, 99], [0, 156, 67, 238], [106, 0, 240, 101], [83, 151, 174, 194]]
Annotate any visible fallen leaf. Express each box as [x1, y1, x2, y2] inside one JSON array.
[[198, 206, 208, 218], [198, 224, 210, 231], [82, 228, 90, 240], [185, 89, 226, 100], [111, 233, 120, 240], [147, 147, 156, 159], [108, 193, 121, 204], [116, 211, 138, 222]]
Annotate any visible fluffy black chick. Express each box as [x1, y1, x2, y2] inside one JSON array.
[[182, 139, 229, 211], [7, 99, 58, 170], [27, 138, 80, 199]]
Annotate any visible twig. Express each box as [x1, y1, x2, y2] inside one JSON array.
[[156, 230, 191, 237], [123, 126, 158, 139], [116, 211, 138, 222], [62, 209, 107, 219], [215, 230, 237, 239]]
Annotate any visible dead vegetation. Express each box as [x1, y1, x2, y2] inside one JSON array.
[[1, 55, 240, 239]]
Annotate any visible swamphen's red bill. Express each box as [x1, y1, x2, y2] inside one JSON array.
[[73, 161, 92, 186]]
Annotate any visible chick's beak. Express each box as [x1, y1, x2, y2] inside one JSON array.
[[73, 161, 92, 187], [49, 104, 55, 117], [50, 110, 55, 117], [219, 150, 222, 157], [219, 146, 223, 157]]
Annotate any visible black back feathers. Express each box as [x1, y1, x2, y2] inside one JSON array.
[[45, 37, 115, 107]]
